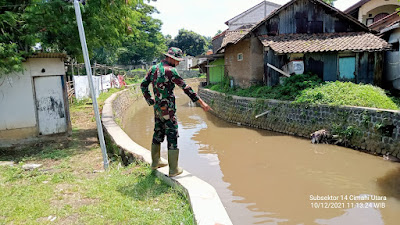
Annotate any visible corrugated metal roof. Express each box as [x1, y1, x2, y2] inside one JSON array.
[[259, 32, 390, 53], [30, 53, 67, 59]]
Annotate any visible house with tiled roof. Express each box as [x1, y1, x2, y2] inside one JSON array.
[[205, 1, 281, 85], [212, 1, 281, 54], [217, 0, 390, 88], [344, 0, 400, 26]]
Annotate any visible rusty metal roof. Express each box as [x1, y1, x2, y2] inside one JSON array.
[[259, 32, 390, 53], [29, 52, 67, 59], [369, 11, 400, 33]]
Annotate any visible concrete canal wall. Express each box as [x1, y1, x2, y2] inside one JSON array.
[[198, 88, 400, 160], [102, 85, 233, 225]]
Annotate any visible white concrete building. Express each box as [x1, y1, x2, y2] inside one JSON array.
[[0, 53, 71, 147], [176, 55, 194, 71], [344, 0, 400, 26], [225, 0, 281, 30]]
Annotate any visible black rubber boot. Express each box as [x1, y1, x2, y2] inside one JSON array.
[[168, 149, 183, 177], [151, 144, 168, 170]]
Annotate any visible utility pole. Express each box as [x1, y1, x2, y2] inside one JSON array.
[[73, 0, 109, 170]]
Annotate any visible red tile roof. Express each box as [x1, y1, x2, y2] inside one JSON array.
[[212, 29, 227, 41], [217, 29, 250, 53], [259, 32, 390, 53]]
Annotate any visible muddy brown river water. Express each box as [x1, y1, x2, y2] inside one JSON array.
[[123, 82, 400, 225]]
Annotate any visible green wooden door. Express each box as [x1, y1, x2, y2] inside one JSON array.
[[339, 57, 356, 81], [209, 59, 225, 83]]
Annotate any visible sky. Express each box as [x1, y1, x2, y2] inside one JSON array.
[[148, 0, 361, 38]]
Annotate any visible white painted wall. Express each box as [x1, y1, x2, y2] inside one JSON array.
[[0, 58, 66, 134], [358, 0, 400, 24], [28, 58, 65, 76], [0, 65, 36, 130], [228, 2, 280, 30], [176, 56, 194, 71]]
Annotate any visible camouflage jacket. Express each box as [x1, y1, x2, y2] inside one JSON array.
[[140, 60, 199, 120]]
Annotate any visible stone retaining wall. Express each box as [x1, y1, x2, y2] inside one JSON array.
[[102, 86, 233, 225], [111, 85, 142, 125], [198, 88, 400, 159]]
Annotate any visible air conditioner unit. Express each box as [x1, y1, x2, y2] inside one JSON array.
[[282, 60, 304, 75]]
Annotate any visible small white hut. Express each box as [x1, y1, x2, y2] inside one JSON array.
[[0, 53, 71, 147]]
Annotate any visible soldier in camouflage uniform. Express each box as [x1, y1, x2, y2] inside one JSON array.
[[141, 47, 212, 177]]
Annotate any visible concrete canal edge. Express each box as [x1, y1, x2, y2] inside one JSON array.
[[198, 87, 400, 160], [101, 87, 233, 225]]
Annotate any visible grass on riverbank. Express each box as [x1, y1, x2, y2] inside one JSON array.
[[207, 73, 322, 101], [0, 88, 194, 225], [206, 74, 400, 110], [294, 81, 399, 110]]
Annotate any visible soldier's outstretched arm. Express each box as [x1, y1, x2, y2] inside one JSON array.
[[169, 68, 212, 112], [140, 67, 155, 106], [169, 68, 199, 102]]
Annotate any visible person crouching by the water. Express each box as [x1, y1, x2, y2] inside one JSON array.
[[140, 47, 212, 177]]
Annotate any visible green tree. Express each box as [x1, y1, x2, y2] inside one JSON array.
[[203, 36, 212, 52], [116, 3, 166, 65], [1, 0, 164, 75], [170, 29, 207, 56], [322, 0, 336, 5], [0, 0, 35, 75], [164, 34, 173, 48]]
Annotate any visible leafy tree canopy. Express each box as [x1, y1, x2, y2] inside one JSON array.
[[169, 29, 208, 56], [322, 0, 336, 5], [0, 0, 165, 75], [115, 3, 166, 65]]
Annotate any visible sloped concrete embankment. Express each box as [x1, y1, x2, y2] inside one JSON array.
[[102, 85, 232, 225], [198, 88, 400, 160]]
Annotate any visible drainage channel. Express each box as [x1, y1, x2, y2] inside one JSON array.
[[123, 82, 400, 225]]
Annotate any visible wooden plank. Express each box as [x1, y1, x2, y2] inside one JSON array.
[[267, 63, 291, 77]]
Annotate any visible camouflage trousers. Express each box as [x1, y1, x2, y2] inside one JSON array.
[[152, 109, 179, 150]]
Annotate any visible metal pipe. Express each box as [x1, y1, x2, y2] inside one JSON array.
[[255, 111, 270, 119], [74, 0, 109, 170]]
